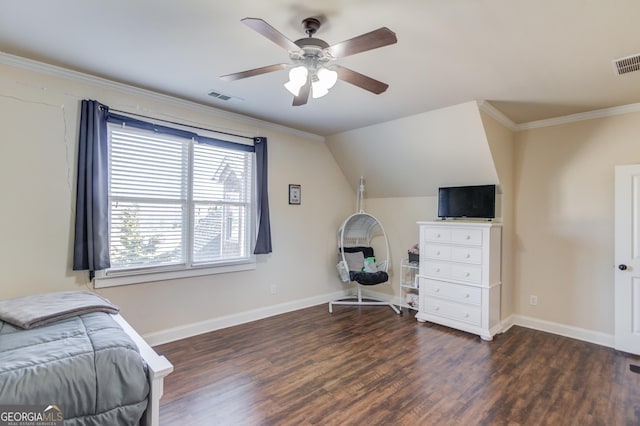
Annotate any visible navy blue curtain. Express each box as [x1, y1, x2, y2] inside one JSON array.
[[73, 100, 110, 276], [254, 137, 272, 254]]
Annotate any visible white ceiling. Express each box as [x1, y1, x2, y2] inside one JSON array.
[[1, 0, 639, 136]]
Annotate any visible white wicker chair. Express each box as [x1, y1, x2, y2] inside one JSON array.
[[329, 178, 400, 314]]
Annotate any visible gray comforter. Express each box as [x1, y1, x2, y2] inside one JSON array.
[[0, 312, 149, 425]]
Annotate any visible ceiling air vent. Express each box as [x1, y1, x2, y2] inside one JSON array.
[[613, 53, 640, 75], [208, 90, 234, 101]]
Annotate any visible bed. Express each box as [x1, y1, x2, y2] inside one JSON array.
[[0, 292, 172, 426]]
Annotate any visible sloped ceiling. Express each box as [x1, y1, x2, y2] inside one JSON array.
[[326, 101, 498, 198]]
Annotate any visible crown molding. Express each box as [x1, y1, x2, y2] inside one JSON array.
[[515, 102, 640, 130], [0, 51, 325, 142], [477, 100, 518, 131], [479, 99, 640, 132]]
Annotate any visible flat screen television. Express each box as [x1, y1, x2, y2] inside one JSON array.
[[438, 184, 496, 219]]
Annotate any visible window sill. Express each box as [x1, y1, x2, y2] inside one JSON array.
[[93, 260, 256, 288]]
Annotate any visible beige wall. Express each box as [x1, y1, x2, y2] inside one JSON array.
[[325, 101, 499, 198], [0, 60, 354, 336], [514, 112, 640, 333], [480, 111, 516, 318]]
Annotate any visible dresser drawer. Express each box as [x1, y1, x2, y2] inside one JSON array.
[[422, 227, 452, 243], [421, 279, 481, 305], [422, 297, 482, 326], [451, 228, 482, 245], [451, 246, 482, 264], [422, 261, 482, 284], [450, 264, 482, 283], [422, 261, 452, 280], [422, 244, 452, 261]]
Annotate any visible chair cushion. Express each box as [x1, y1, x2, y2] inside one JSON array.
[[340, 247, 387, 284], [349, 271, 389, 285]]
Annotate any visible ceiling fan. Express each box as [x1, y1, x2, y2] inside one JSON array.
[[220, 17, 397, 106]]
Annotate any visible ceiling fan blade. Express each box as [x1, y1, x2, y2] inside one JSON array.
[[328, 27, 397, 58], [334, 65, 389, 94], [292, 78, 311, 106], [220, 64, 289, 81], [241, 18, 300, 52]]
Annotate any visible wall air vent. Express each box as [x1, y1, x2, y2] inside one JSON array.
[[613, 53, 640, 75]]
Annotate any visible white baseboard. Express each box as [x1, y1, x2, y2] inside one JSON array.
[[501, 314, 614, 348], [143, 290, 349, 346]]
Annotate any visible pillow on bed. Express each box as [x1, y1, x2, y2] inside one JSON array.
[[0, 291, 119, 329], [343, 251, 365, 272]]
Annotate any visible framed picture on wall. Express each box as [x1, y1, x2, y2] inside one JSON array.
[[289, 184, 301, 205]]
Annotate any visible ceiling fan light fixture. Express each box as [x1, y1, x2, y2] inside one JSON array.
[[311, 67, 338, 98], [284, 65, 308, 96], [284, 80, 302, 96], [317, 67, 338, 89], [289, 66, 308, 84]]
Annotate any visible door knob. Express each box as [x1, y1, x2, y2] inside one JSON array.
[[619, 264, 628, 271]]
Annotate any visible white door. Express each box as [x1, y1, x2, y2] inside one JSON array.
[[615, 164, 640, 354]]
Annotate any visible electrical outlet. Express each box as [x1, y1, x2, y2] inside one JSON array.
[[270, 284, 278, 295], [529, 295, 538, 306]]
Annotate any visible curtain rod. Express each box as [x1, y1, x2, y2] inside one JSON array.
[[109, 108, 255, 141]]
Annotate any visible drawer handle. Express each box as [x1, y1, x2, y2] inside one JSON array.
[[465, 254, 471, 258], [435, 306, 440, 311], [465, 272, 471, 277], [436, 233, 441, 238], [436, 268, 441, 273], [464, 293, 470, 298], [436, 251, 441, 255], [464, 313, 470, 318], [465, 235, 471, 240], [435, 288, 440, 292]]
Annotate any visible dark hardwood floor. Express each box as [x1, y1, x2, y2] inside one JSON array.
[[155, 305, 640, 425]]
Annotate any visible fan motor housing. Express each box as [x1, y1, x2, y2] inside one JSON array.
[[294, 37, 329, 49], [291, 38, 333, 63]]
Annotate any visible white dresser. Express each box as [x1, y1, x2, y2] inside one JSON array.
[[415, 221, 502, 340]]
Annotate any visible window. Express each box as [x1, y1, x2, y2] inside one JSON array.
[[96, 121, 255, 286]]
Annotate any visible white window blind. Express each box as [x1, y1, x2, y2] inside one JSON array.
[[191, 142, 252, 264], [106, 124, 254, 277]]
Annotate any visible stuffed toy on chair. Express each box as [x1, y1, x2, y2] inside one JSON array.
[[363, 257, 378, 273]]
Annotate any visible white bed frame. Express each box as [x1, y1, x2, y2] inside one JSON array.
[[111, 314, 173, 426]]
